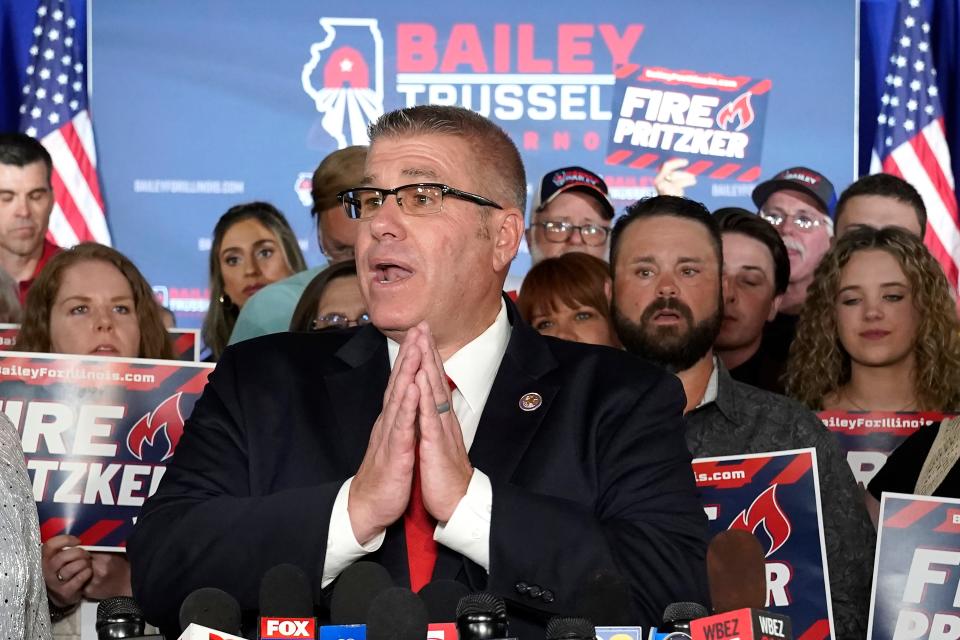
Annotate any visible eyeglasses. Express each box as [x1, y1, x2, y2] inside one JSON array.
[[759, 210, 833, 233], [533, 221, 611, 246], [311, 312, 371, 331], [337, 183, 503, 220]]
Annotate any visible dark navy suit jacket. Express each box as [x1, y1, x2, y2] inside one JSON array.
[[128, 301, 709, 637]]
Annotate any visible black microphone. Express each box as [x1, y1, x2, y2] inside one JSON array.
[[455, 593, 510, 640], [365, 587, 429, 640], [659, 602, 710, 638], [96, 597, 146, 640], [417, 580, 471, 623], [572, 569, 634, 627], [545, 617, 595, 640], [178, 587, 243, 636], [329, 561, 395, 624], [258, 564, 317, 640]]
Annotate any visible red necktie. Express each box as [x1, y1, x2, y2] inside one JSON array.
[[404, 376, 455, 592]]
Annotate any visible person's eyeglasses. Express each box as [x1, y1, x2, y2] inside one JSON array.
[[759, 210, 832, 233], [533, 220, 611, 246], [311, 312, 371, 331], [337, 183, 503, 220]]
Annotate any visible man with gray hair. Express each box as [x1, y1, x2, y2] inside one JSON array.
[[129, 105, 709, 638]]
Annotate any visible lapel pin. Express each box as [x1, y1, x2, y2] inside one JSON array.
[[519, 392, 542, 412]]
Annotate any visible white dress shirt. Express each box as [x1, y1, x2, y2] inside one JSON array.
[[321, 300, 511, 586]]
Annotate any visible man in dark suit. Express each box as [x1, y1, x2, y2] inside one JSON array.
[[127, 105, 709, 637]]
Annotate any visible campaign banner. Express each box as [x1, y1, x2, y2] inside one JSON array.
[[867, 492, 960, 639], [1, 351, 214, 551], [606, 66, 771, 182], [0, 323, 201, 362], [89, 1, 857, 327], [169, 328, 201, 362], [693, 448, 834, 639], [819, 411, 951, 487]]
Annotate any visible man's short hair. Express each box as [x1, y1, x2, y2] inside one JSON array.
[[311, 145, 367, 220], [610, 195, 722, 275], [714, 207, 791, 296], [367, 105, 526, 212], [835, 173, 927, 236], [0, 133, 52, 185]]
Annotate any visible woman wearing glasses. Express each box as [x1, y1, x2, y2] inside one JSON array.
[[516, 252, 620, 348], [202, 202, 306, 360], [290, 260, 369, 332]]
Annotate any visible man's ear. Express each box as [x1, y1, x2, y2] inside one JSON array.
[[493, 208, 524, 271], [604, 277, 613, 304], [768, 293, 784, 321]]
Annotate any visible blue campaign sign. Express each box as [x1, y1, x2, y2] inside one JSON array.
[[869, 493, 960, 639], [0, 351, 214, 551], [693, 448, 834, 639], [89, 1, 857, 327]]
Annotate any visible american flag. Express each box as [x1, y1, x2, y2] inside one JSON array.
[[17, 0, 111, 247]]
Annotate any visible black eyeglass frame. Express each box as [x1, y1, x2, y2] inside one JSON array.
[[336, 183, 504, 220]]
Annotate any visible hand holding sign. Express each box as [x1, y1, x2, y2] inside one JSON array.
[[654, 159, 698, 197]]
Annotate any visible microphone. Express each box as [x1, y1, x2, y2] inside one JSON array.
[[573, 569, 634, 627], [418, 580, 471, 623], [706, 530, 767, 613], [258, 564, 317, 640], [455, 593, 510, 640], [96, 597, 148, 640], [545, 617, 595, 640], [652, 602, 709, 639], [179, 587, 243, 636], [330, 562, 395, 624], [365, 587, 428, 640], [689, 608, 793, 640], [418, 580, 470, 640]]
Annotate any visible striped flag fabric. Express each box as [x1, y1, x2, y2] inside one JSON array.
[[17, 0, 111, 247], [871, 0, 958, 287]]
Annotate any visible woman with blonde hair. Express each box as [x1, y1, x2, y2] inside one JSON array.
[[202, 201, 306, 359], [785, 225, 960, 412]]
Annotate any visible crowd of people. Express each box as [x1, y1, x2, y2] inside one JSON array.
[[0, 101, 958, 640]]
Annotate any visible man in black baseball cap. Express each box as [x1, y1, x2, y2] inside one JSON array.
[[751, 166, 836, 374], [526, 166, 615, 264]]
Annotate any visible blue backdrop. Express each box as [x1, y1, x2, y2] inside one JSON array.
[[1, 0, 957, 328]]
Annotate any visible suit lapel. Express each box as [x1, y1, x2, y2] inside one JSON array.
[[323, 325, 390, 473]]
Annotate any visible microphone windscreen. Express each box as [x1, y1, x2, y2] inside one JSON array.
[[259, 563, 314, 617], [97, 596, 144, 622], [572, 569, 633, 626], [178, 587, 242, 635], [365, 587, 428, 640], [417, 580, 471, 623], [455, 592, 506, 620], [707, 530, 766, 613], [662, 602, 709, 625], [330, 561, 395, 624], [545, 616, 595, 640]]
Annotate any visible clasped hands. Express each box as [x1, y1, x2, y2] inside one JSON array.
[[42, 535, 132, 608], [349, 322, 473, 545]]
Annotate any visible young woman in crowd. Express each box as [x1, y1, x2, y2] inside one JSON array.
[[783, 227, 960, 522], [289, 260, 368, 332], [202, 202, 306, 359], [17, 243, 173, 636], [516, 252, 621, 348]]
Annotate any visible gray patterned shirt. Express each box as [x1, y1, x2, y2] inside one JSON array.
[[684, 362, 874, 640]]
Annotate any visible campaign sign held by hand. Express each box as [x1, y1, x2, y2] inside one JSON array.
[[1, 351, 214, 551], [606, 64, 771, 182], [693, 448, 834, 639], [868, 492, 960, 639], [819, 411, 951, 487]]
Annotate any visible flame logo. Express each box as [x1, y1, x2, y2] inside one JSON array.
[[729, 485, 792, 557], [716, 91, 755, 132], [126, 392, 185, 461]]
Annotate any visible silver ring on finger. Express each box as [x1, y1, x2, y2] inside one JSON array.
[[436, 401, 451, 414], [57, 571, 64, 582]]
